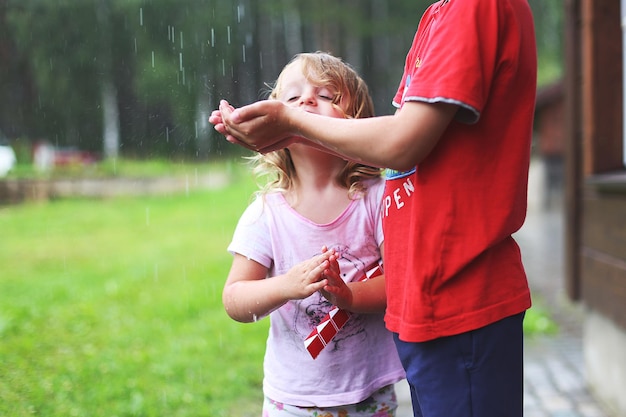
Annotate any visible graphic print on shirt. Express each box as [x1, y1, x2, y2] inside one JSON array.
[[292, 244, 369, 354], [383, 168, 416, 220]]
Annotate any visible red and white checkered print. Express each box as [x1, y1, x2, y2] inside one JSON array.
[[304, 262, 383, 359]]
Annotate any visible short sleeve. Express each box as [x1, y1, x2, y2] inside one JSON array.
[[227, 196, 273, 268], [394, 0, 504, 124], [368, 179, 385, 248]]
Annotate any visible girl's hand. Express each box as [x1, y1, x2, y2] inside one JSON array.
[[208, 108, 227, 134], [281, 252, 333, 300], [217, 100, 301, 152], [209, 100, 234, 122], [319, 250, 353, 310], [223, 251, 334, 323]]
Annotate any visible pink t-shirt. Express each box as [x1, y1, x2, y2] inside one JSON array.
[[383, 0, 536, 342], [228, 178, 404, 407]]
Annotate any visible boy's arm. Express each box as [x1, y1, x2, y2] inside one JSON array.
[[218, 99, 458, 171]]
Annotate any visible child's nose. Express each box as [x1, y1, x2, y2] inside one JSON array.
[[299, 90, 316, 106]]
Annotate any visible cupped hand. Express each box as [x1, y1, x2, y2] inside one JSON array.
[[217, 100, 302, 153], [209, 108, 227, 134]]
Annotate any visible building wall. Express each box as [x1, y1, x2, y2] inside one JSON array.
[[581, 184, 626, 332], [584, 311, 626, 416], [564, 0, 626, 414]]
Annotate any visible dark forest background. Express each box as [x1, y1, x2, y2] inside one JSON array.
[[0, 0, 563, 161]]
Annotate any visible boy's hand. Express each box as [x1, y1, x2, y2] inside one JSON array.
[[215, 100, 300, 153]]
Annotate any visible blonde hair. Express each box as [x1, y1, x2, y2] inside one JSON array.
[[250, 52, 381, 199]]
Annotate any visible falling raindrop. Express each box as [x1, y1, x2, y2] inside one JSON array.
[[179, 53, 183, 71], [227, 26, 231, 44], [139, 7, 143, 26], [210, 28, 215, 47], [242, 45, 246, 63], [151, 51, 155, 68]]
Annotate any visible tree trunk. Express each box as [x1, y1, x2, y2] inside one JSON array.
[[96, 0, 120, 159], [102, 80, 120, 159]]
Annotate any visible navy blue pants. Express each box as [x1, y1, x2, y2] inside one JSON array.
[[393, 313, 525, 417]]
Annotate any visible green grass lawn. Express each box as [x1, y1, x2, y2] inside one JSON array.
[[0, 161, 556, 416], [0, 167, 266, 417]]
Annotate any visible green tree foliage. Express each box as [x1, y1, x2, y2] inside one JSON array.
[[0, 0, 562, 160], [3, 1, 103, 147], [528, 0, 564, 85], [2, 0, 250, 159]]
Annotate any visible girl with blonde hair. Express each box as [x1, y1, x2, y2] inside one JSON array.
[[222, 52, 404, 417]]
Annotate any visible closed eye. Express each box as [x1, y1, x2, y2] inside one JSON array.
[[317, 87, 338, 102]]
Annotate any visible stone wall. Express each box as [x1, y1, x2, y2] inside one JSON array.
[[0, 172, 228, 205]]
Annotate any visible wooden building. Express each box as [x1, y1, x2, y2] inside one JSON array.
[[564, 0, 626, 414]]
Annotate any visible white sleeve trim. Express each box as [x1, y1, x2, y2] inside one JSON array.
[[392, 96, 480, 124]]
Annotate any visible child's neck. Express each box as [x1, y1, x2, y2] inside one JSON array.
[[286, 181, 351, 225], [286, 151, 352, 224]]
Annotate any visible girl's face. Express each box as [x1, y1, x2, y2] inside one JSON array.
[[275, 61, 346, 119]]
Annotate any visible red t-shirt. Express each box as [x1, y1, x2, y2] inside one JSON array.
[[383, 0, 536, 342]]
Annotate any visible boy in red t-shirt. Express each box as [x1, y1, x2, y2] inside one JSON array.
[[210, 0, 536, 416]]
